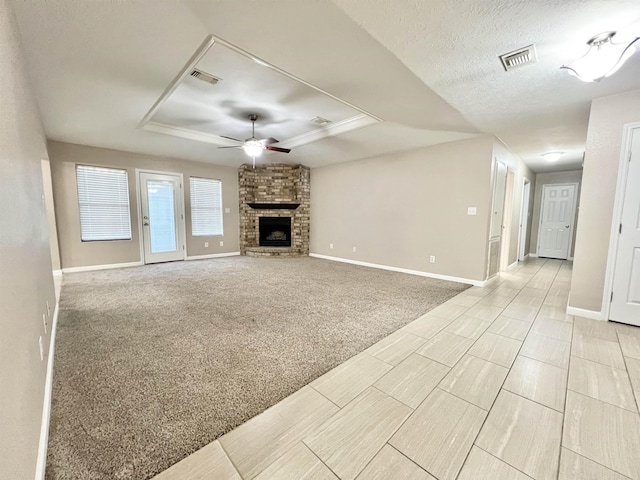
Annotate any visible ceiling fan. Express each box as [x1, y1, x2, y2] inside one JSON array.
[[217, 114, 291, 166]]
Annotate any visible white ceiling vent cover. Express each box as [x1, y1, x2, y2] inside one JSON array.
[[499, 45, 537, 71], [189, 69, 221, 85]]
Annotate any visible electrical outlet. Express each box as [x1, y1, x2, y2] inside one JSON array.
[[219, 241, 224, 247], [329, 243, 334, 249], [39, 336, 44, 361], [43, 314, 47, 334], [429, 256, 436, 263], [225, 208, 230, 214], [352, 246, 357, 253], [204, 242, 209, 248], [467, 207, 477, 216]]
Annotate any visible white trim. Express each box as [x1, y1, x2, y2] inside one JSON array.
[[136, 169, 187, 265], [52, 270, 62, 277], [61, 261, 143, 273], [35, 302, 59, 479], [506, 260, 519, 271], [567, 256, 574, 261], [566, 305, 606, 321], [528, 253, 538, 258], [518, 178, 531, 262], [185, 252, 240, 261], [309, 253, 487, 287], [603, 122, 640, 321]]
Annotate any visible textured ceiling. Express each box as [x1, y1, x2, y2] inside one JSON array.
[[10, 0, 640, 171], [333, 0, 640, 172]]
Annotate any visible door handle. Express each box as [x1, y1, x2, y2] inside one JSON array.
[[565, 225, 570, 228], [143, 222, 149, 226]]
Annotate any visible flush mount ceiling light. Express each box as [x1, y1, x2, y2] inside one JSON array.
[[541, 152, 565, 162], [561, 31, 640, 82]]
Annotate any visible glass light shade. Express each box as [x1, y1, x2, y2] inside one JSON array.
[[562, 32, 640, 82], [242, 140, 264, 157], [541, 152, 564, 162]]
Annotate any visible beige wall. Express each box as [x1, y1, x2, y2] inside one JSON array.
[[42, 159, 61, 271], [529, 170, 583, 258], [310, 136, 495, 282], [48, 141, 240, 269], [0, 1, 56, 477], [571, 88, 640, 313], [492, 140, 537, 267]]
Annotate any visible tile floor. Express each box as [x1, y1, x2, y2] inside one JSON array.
[[153, 258, 640, 480]]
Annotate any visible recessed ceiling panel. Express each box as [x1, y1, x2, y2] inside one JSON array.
[[141, 35, 380, 147]]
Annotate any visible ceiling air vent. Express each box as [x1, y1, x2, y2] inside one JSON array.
[[499, 45, 537, 71], [189, 68, 221, 85]]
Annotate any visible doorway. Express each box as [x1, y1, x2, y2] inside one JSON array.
[[518, 179, 531, 261], [137, 170, 186, 264], [500, 169, 515, 271], [536, 183, 578, 260], [609, 126, 640, 325]]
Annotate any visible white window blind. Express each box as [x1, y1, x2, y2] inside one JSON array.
[[76, 165, 132, 241], [190, 177, 223, 236]]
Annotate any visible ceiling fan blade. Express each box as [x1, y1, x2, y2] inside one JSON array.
[[219, 135, 243, 143], [217, 146, 243, 149], [260, 137, 279, 145], [266, 145, 291, 154]]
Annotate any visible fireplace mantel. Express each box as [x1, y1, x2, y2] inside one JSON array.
[[247, 203, 300, 210]]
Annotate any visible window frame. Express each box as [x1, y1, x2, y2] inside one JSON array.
[[189, 176, 224, 237], [75, 164, 132, 242]]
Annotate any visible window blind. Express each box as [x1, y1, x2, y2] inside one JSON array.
[[76, 165, 132, 241], [190, 177, 223, 236]]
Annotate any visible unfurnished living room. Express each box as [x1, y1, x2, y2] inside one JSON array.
[[3, 1, 640, 479]]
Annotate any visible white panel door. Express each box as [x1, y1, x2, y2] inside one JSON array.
[[139, 172, 185, 264], [537, 184, 577, 259], [611, 128, 640, 325]]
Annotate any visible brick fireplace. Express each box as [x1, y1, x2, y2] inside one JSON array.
[[239, 163, 310, 257]]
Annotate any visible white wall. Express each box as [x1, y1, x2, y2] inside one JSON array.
[[0, 1, 56, 477], [310, 136, 495, 283], [571, 88, 640, 313]]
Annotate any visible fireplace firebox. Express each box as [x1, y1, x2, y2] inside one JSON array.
[[259, 217, 292, 247]]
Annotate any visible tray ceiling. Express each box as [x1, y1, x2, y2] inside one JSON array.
[[141, 35, 380, 151]]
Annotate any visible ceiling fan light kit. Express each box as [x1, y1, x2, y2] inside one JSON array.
[[561, 31, 640, 82], [217, 114, 292, 167]]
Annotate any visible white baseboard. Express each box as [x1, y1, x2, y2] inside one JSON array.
[[52, 270, 62, 277], [528, 253, 539, 258], [566, 306, 606, 321], [61, 261, 143, 273], [185, 252, 240, 261], [506, 261, 519, 271], [309, 253, 487, 287], [35, 301, 59, 479]]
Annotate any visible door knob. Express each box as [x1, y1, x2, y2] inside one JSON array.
[[565, 225, 570, 228], [143, 222, 149, 226]]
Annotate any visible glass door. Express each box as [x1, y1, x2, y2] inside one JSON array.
[[139, 172, 185, 264]]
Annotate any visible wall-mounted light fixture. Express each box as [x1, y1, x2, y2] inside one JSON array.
[[561, 31, 639, 82]]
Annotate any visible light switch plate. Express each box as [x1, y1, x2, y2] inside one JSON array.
[[467, 207, 477, 216], [225, 208, 231, 214]]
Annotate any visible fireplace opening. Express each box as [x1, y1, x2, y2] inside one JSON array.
[[259, 217, 292, 247]]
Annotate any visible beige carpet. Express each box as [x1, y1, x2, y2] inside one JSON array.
[[46, 256, 469, 479]]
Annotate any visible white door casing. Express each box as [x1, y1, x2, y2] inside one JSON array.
[[518, 179, 531, 261], [487, 159, 508, 278], [138, 171, 186, 264], [537, 183, 578, 260], [610, 127, 640, 325]]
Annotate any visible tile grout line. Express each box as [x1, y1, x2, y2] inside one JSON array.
[[452, 258, 555, 479]]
